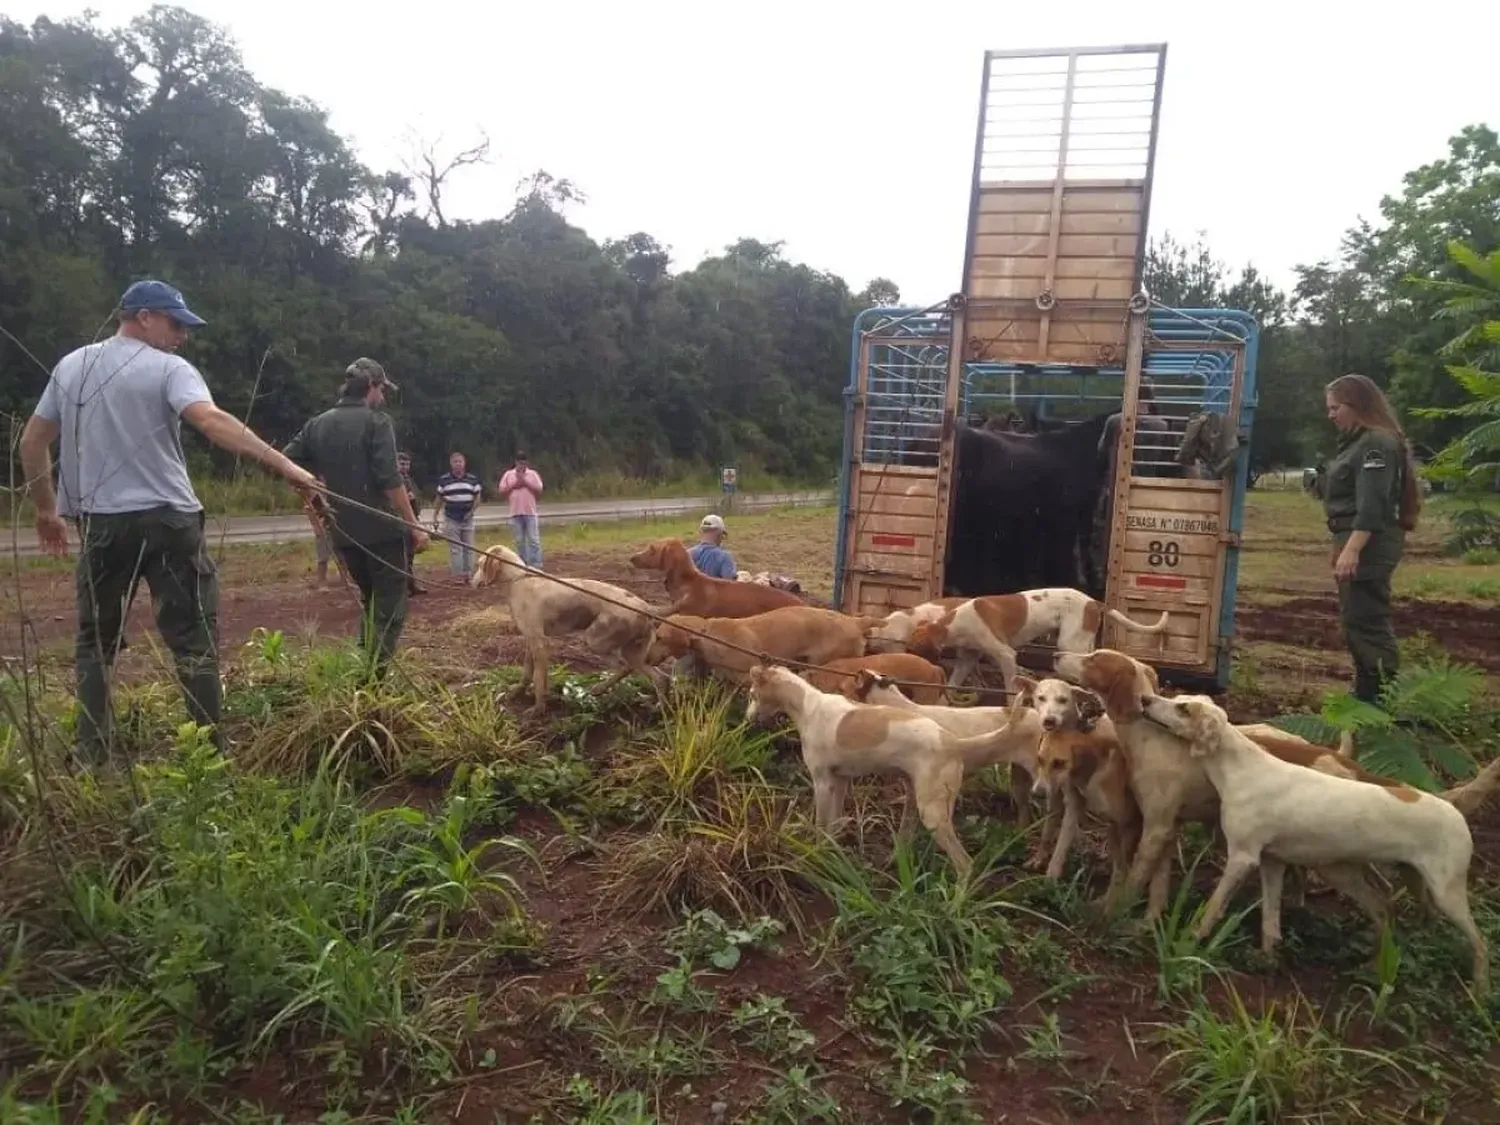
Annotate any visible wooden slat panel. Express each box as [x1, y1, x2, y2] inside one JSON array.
[[858, 495, 940, 519], [974, 212, 1143, 237], [969, 256, 1137, 281], [851, 579, 929, 615], [1120, 572, 1213, 600], [1121, 529, 1217, 555], [971, 233, 1141, 259], [1122, 492, 1224, 520], [1122, 550, 1217, 579], [1060, 190, 1144, 215], [859, 472, 938, 498], [1130, 476, 1222, 494], [851, 513, 935, 537], [1153, 633, 1208, 658], [977, 190, 1056, 215], [855, 532, 934, 555], [851, 550, 929, 575], [968, 276, 1135, 301], [1057, 234, 1141, 258]]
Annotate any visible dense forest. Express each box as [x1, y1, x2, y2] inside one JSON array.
[[2, 6, 1497, 488]]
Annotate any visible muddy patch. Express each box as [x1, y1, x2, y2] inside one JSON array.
[[1237, 596, 1500, 673]]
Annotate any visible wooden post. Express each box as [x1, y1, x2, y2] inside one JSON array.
[[1036, 51, 1078, 357], [1102, 306, 1147, 644], [931, 301, 968, 599], [840, 334, 873, 612]]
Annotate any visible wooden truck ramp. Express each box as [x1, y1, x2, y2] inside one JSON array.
[[834, 44, 1259, 689]]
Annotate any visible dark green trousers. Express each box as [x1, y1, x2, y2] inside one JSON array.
[[335, 538, 409, 673], [1334, 531, 1402, 704], [75, 508, 221, 761]]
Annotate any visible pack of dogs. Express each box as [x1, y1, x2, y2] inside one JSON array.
[[470, 536, 1498, 993]]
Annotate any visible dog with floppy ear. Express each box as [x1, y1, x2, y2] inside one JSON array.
[[1142, 691, 1489, 993], [1052, 649, 1404, 922], [849, 669, 1044, 826], [745, 664, 1034, 877], [1014, 674, 1140, 889], [629, 538, 802, 619], [471, 543, 665, 715]]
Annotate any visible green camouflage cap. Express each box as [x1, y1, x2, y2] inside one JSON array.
[[345, 357, 398, 391]]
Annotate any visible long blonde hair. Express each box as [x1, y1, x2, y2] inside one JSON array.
[[1325, 373, 1422, 531]]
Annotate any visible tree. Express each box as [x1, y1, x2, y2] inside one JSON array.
[[857, 277, 901, 307], [1410, 241, 1500, 487], [404, 131, 490, 228]]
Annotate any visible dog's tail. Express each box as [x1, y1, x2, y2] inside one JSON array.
[[943, 693, 1029, 770], [1104, 607, 1171, 634], [1443, 755, 1500, 819]]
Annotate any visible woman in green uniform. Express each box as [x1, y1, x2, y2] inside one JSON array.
[[1320, 374, 1423, 703]]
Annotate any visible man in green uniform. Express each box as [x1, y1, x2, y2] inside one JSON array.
[[1321, 396, 1407, 704], [284, 359, 428, 674]]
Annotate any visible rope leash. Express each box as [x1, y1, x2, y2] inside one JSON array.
[[307, 484, 983, 699]]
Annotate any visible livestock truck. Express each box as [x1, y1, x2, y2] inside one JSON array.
[[833, 44, 1258, 690]]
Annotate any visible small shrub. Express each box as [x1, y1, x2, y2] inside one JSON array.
[[754, 1065, 841, 1124], [1158, 985, 1408, 1124], [802, 842, 1023, 1051]]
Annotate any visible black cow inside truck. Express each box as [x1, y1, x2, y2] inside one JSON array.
[[945, 386, 1193, 600]]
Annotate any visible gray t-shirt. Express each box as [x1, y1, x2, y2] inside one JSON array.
[[34, 335, 213, 516]]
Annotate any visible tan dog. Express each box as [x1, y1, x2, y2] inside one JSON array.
[[850, 670, 1045, 826], [644, 606, 873, 683], [867, 588, 1169, 690], [471, 544, 662, 714], [745, 664, 1031, 876], [1052, 649, 1500, 923], [1143, 692, 1489, 992], [629, 538, 801, 618], [1019, 674, 1329, 900], [803, 653, 947, 705]]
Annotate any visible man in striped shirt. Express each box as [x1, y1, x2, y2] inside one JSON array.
[[434, 451, 482, 578]]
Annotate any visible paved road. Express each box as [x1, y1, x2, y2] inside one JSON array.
[[7, 490, 834, 557]]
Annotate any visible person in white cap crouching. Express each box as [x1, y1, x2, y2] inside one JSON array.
[[688, 514, 737, 579]]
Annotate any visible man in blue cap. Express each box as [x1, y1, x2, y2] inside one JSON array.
[[18, 279, 320, 766]]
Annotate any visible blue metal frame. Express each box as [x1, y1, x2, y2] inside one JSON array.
[[834, 305, 1260, 688]]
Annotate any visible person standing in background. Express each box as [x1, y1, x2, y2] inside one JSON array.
[[283, 358, 427, 676], [309, 479, 351, 590], [19, 279, 319, 765], [688, 514, 737, 578], [397, 451, 426, 595], [434, 451, 482, 579], [499, 451, 544, 569]]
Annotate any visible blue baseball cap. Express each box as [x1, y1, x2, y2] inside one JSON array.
[[118, 280, 207, 327]]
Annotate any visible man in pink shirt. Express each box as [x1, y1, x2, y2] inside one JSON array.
[[498, 451, 544, 568]]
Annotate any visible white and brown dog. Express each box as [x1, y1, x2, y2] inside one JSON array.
[[866, 588, 1169, 690], [472, 544, 663, 714], [1143, 691, 1489, 993], [746, 664, 1031, 877]]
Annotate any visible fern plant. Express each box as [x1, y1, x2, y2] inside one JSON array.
[[1270, 658, 1492, 790], [1409, 240, 1500, 488]]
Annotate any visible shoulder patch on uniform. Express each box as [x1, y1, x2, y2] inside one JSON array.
[[1361, 448, 1387, 471]]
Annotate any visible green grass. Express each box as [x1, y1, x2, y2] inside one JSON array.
[[1239, 491, 1500, 603]]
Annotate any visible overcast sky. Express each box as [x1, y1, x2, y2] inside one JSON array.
[[16, 0, 1500, 304]]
